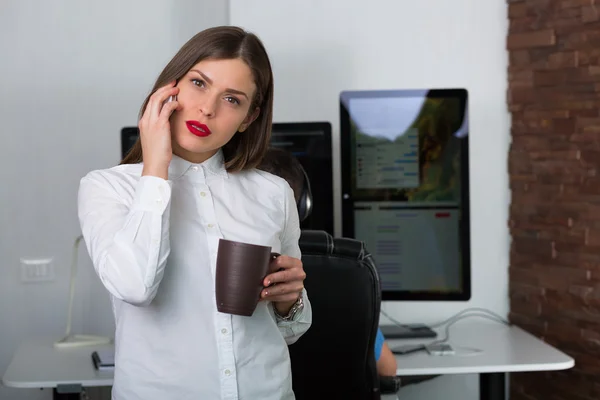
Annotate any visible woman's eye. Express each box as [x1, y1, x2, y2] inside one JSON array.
[[192, 79, 205, 87], [225, 96, 240, 105]]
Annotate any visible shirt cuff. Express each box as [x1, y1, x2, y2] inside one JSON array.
[[131, 176, 172, 214]]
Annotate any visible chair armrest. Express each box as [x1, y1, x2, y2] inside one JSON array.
[[379, 375, 402, 394]]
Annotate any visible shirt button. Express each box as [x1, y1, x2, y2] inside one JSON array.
[[191, 166, 199, 172], [200, 192, 206, 197], [208, 223, 214, 228], [221, 328, 227, 334], [155, 198, 162, 205], [224, 369, 231, 376]]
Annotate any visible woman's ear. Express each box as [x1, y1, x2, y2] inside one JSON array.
[[239, 107, 260, 132]]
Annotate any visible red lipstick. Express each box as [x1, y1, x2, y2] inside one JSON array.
[[185, 121, 211, 137]]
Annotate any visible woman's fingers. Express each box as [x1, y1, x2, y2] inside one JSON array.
[[146, 82, 178, 123]]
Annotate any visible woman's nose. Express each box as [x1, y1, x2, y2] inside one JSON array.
[[198, 96, 217, 117]]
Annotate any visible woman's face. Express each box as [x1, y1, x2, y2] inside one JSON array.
[[170, 58, 259, 164]]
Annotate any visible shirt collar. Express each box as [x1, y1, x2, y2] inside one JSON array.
[[168, 149, 228, 180]]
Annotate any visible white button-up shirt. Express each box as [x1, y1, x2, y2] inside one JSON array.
[[78, 150, 312, 400]]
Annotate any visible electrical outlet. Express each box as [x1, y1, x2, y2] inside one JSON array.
[[20, 257, 55, 283]]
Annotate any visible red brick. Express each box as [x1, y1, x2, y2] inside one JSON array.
[[553, 118, 577, 134], [522, 212, 576, 228], [508, 29, 557, 49], [534, 69, 567, 86], [570, 130, 600, 145], [510, 17, 540, 34], [509, 3, 529, 18], [570, 109, 600, 118], [578, 49, 600, 65], [559, 100, 599, 110], [582, 5, 600, 23], [537, 227, 588, 245], [552, 251, 600, 271], [559, 0, 598, 9], [509, 69, 534, 87], [529, 149, 580, 160], [509, 312, 547, 337], [563, 30, 600, 50], [512, 237, 556, 257], [524, 109, 571, 119], [510, 50, 532, 66], [547, 51, 579, 68], [510, 282, 546, 300], [511, 298, 543, 316], [508, 3, 600, 396], [585, 229, 600, 246], [508, 86, 537, 104]]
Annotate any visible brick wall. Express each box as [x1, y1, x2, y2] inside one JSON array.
[[508, 0, 600, 398]]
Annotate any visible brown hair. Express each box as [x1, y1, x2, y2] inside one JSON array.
[[258, 147, 305, 203], [120, 26, 274, 172]]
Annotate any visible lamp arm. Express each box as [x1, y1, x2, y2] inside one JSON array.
[[64, 234, 84, 338]]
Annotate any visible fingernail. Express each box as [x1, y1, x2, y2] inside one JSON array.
[[263, 291, 268, 296], [266, 280, 271, 286]]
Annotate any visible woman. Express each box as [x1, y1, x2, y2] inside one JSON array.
[[78, 26, 311, 400]]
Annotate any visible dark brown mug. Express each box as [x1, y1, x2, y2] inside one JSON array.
[[215, 239, 279, 316]]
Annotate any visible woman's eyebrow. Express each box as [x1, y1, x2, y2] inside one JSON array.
[[190, 69, 249, 99]]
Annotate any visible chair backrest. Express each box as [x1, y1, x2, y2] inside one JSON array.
[[289, 230, 382, 400]]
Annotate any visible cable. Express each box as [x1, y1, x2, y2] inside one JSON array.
[[452, 346, 483, 356], [383, 307, 512, 356], [426, 312, 509, 346], [428, 307, 510, 329], [380, 306, 510, 331]]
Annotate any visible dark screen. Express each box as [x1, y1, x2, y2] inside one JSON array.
[[270, 122, 334, 235]]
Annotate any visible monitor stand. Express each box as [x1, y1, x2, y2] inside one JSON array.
[[379, 323, 437, 339]]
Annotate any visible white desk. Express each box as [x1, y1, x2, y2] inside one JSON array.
[[2, 338, 114, 399], [389, 321, 574, 400]]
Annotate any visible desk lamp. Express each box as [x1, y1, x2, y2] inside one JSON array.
[[54, 235, 112, 348]]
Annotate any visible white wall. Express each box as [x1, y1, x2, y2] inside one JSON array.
[[0, 2, 227, 399], [229, 1, 510, 398]]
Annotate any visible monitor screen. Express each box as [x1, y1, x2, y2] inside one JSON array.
[[340, 89, 470, 301], [121, 127, 139, 159], [270, 122, 334, 235], [120, 123, 335, 235]]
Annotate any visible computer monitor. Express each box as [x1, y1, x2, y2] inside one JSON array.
[[120, 123, 335, 235], [270, 122, 334, 235], [121, 127, 139, 159], [339, 88, 471, 304]]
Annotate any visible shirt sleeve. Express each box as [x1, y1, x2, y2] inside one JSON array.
[[276, 183, 312, 345], [374, 328, 385, 361], [78, 171, 172, 307]]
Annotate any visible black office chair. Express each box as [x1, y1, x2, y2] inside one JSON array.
[[289, 230, 382, 400]]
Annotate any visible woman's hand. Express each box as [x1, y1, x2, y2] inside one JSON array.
[[261, 255, 306, 316], [140, 81, 180, 179]]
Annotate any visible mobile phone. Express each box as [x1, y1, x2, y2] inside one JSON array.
[[164, 95, 177, 105], [391, 344, 426, 355], [425, 343, 454, 356]]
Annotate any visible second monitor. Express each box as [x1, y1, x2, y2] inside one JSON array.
[[340, 88, 471, 303]]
